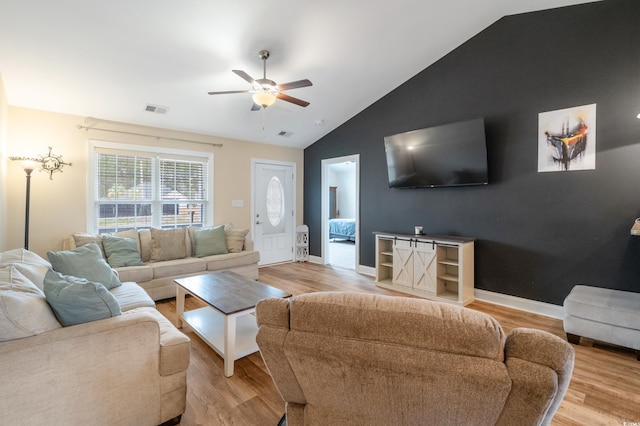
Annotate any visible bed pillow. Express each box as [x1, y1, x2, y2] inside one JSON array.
[[43, 269, 121, 327], [47, 242, 121, 290], [225, 229, 249, 253], [102, 235, 144, 267], [0, 266, 61, 341], [194, 226, 228, 257], [150, 228, 187, 262]]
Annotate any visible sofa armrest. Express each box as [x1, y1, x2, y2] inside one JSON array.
[[499, 328, 575, 426], [0, 310, 168, 425], [244, 238, 254, 251]]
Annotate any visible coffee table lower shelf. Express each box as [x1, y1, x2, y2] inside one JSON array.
[[181, 307, 259, 375]]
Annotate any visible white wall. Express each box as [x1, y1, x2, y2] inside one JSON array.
[[5, 107, 304, 258], [0, 73, 8, 251], [328, 163, 356, 218]]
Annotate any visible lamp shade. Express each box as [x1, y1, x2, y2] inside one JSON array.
[[9, 157, 40, 172], [252, 92, 277, 108]]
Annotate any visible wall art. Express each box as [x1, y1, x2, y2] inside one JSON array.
[[537, 103, 596, 172]]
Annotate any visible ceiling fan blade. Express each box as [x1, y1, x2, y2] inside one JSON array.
[[277, 93, 310, 107], [277, 79, 313, 91], [207, 90, 250, 95], [233, 69, 256, 84], [250, 102, 261, 111]]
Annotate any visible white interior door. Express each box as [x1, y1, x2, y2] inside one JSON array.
[[253, 161, 294, 265]]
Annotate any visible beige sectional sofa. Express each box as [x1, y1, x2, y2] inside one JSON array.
[[0, 248, 190, 426], [64, 226, 260, 301]]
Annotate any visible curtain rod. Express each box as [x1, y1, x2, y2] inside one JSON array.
[[76, 125, 223, 148]]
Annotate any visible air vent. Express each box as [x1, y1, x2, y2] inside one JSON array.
[[144, 104, 169, 114], [278, 130, 293, 137]]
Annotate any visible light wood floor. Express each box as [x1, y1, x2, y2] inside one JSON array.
[[156, 262, 640, 426]]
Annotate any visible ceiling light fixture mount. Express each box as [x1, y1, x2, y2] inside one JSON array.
[[251, 50, 278, 108]]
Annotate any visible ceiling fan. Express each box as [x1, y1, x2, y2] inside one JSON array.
[[208, 50, 312, 111]]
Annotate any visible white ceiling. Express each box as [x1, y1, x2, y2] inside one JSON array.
[[0, 0, 598, 149]]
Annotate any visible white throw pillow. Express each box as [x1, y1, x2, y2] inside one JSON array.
[[0, 266, 61, 341], [0, 248, 51, 290]]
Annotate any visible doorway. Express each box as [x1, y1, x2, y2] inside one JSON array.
[[252, 159, 295, 265], [321, 155, 359, 270]]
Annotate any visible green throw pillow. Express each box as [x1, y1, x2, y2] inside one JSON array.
[[47, 242, 121, 290], [194, 226, 228, 257], [102, 235, 144, 268], [43, 269, 122, 326]]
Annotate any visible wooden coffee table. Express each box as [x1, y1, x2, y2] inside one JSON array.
[[175, 271, 291, 377]]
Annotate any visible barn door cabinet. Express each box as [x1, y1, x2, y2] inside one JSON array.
[[374, 232, 475, 306]]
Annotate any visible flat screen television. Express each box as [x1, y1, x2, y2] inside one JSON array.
[[383, 118, 488, 188]]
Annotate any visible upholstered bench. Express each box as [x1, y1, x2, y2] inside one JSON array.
[[563, 285, 640, 360]]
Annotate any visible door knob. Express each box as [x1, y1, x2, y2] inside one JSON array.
[[256, 221, 262, 225]]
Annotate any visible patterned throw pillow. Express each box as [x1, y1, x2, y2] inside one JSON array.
[[150, 228, 187, 262], [225, 229, 249, 253]]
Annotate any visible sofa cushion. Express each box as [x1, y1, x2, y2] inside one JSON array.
[[0, 266, 61, 341], [43, 269, 122, 326], [150, 228, 188, 262], [110, 282, 155, 311], [225, 229, 249, 253], [0, 248, 51, 290], [115, 264, 154, 283], [203, 250, 260, 272], [151, 257, 206, 279], [285, 292, 506, 361], [47, 242, 122, 290], [103, 235, 144, 267], [194, 226, 228, 257]]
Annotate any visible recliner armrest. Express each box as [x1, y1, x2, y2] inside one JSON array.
[[500, 328, 575, 426]]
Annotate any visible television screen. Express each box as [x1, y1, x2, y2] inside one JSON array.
[[384, 118, 488, 188]]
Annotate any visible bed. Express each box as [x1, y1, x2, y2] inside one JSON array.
[[329, 218, 356, 241]]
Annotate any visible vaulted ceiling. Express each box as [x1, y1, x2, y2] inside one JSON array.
[[0, 0, 599, 149]]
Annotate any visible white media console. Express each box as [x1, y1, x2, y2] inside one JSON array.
[[374, 232, 475, 306]]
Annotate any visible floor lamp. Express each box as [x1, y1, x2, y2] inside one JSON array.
[[9, 157, 40, 250]]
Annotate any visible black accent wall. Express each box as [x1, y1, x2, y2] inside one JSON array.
[[304, 0, 640, 305]]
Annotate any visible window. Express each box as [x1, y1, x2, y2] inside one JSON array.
[[89, 141, 213, 234]]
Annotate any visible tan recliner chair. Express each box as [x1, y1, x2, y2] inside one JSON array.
[[256, 292, 574, 426]]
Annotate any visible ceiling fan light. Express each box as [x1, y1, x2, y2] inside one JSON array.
[[253, 92, 277, 108]]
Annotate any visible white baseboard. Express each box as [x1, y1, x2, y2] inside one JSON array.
[[358, 265, 375, 276], [474, 289, 564, 319], [303, 260, 564, 320]]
